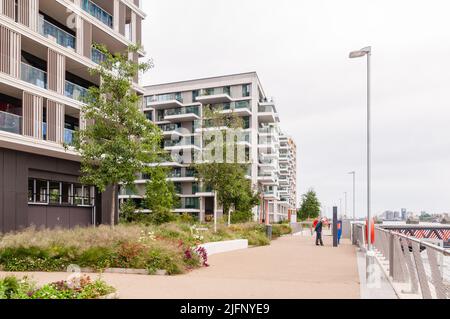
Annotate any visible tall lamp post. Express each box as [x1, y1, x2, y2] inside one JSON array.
[[349, 46, 373, 278], [348, 171, 356, 222]]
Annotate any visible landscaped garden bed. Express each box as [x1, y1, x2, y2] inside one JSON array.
[[0, 222, 291, 275], [0, 275, 116, 299]]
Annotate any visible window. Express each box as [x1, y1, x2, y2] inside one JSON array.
[[242, 84, 251, 97], [49, 181, 61, 204], [192, 90, 199, 101], [28, 178, 94, 207]]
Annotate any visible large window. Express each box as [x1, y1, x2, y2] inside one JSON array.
[[242, 84, 251, 97], [28, 178, 94, 207]]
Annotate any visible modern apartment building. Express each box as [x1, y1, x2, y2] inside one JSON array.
[[0, 0, 145, 233], [119, 72, 298, 223]]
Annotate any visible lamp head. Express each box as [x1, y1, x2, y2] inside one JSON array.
[[349, 46, 371, 58]]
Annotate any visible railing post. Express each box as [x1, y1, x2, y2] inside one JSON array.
[[389, 232, 394, 278]]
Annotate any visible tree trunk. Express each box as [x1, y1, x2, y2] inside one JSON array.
[[111, 184, 116, 229]]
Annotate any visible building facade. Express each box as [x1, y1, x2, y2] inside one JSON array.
[[0, 0, 145, 233], [119, 72, 298, 223]]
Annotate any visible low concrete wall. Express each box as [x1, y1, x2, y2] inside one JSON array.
[[197, 239, 248, 256]]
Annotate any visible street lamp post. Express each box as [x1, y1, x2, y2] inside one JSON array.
[[349, 46, 373, 279], [348, 171, 356, 222]]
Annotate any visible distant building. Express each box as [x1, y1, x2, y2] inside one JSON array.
[[401, 208, 407, 221]]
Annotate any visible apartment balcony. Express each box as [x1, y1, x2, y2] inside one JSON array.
[[279, 176, 289, 185], [164, 136, 201, 151], [194, 184, 214, 196], [146, 93, 184, 109], [258, 170, 278, 185], [82, 0, 113, 29], [214, 100, 252, 116], [196, 87, 233, 104], [21, 63, 47, 89], [65, 81, 88, 102], [167, 169, 197, 182], [174, 197, 200, 211], [264, 190, 279, 200], [64, 128, 76, 146], [38, 16, 76, 50], [0, 111, 22, 135], [258, 103, 278, 123], [91, 47, 107, 65], [158, 123, 184, 137], [164, 106, 200, 122]]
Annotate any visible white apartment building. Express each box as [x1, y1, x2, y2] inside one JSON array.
[[0, 0, 145, 233], [120, 72, 298, 223]]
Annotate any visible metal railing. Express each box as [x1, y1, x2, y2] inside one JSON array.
[[353, 223, 449, 299]]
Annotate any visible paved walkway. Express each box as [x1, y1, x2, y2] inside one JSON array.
[[0, 234, 360, 299]]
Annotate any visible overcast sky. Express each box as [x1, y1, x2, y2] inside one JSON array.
[[141, 0, 450, 217]]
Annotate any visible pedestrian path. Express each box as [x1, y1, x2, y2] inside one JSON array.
[[0, 234, 360, 299]]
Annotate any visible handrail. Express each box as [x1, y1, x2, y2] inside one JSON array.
[[375, 226, 450, 256]]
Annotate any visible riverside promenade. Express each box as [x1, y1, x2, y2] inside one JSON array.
[[0, 233, 360, 299]]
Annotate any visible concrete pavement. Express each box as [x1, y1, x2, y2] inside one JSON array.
[[0, 234, 360, 299]]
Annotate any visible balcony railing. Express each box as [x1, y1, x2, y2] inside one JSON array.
[[39, 17, 76, 50], [175, 197, 200, 210], [164, 136, 200, 148], [0, 111, 22, 135], [199, 87, 231, 96], [148, 93, 183, 103], [82, 0, 113, 28], [258, 105, 275, 113], [164, 106, 200, 117], [159, 123, 180, 132], [91, 47, 107, 64], [64, 128, 76, 145], [65, 81, 88, 102], [21, 63, 47, 89]]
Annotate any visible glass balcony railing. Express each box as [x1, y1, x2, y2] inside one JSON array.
[[65, 81, 88, 102], [164, 106, 200, 117], [159, 123, 180, 132], [82, 0, 113, 28], [148, 93, 183, 104], [175, 197, 200, 210], [199, 87, 231, 96], [164, 136, 200, 148], [91, 47, 107, 64], [64, 128, 76, 145], [21, 63, 47, 89], [258, 105, 275, 113], [0, 111, 22, 135], [42, 122, 47, 140], [39, 17, 76, 50]]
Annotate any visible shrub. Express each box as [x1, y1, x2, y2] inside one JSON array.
[[230, 211, 253, 224], [271, 224, 292, 238], [0, 275, 116, 299]]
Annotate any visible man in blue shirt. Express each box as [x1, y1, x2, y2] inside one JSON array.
[[314, 218, 324, 246]]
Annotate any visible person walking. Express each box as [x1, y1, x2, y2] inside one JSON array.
[[314, 218, 324, 246]]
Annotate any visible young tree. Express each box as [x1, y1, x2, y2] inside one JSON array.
[[74, 44, 162, 228], [144, 166, 179, 225], [195, 106, 257, 226], [297, 189, 321, 221]]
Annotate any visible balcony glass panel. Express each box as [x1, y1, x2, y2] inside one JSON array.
[[149, 93, 183, 103], [258, 105, 274, 113], [82, 0, 113, 28], [0, 111, 22, 134], [200, 87, 231, 96], [91, 47, 107, 64], [164, 106, 199, 117], [65, 81, 88, 102], [64, 128, 75, 145], [39, 17, 76, 50], [21, 63, 47, 89]]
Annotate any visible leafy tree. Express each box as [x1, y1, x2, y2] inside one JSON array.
[[297, 189, 321, 221], [144, 166, 178, 225], [74, 44, 162, 228], [195, 106, 258, 226]]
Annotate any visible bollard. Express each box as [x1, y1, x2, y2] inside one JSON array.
[[266, 225, 272, 241]]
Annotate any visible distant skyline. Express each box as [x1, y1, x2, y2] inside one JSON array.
[[141, 0, 450, 217]]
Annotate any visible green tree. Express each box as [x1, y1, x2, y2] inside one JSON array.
[[144, 166, 178, 225], [297, 189, 321, 221], [195, 106, 257, 226], [74, 44, 162, 228]]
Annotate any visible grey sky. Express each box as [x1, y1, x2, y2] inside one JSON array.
[[141, 0, 450, 217]]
